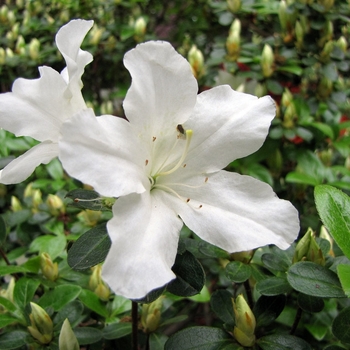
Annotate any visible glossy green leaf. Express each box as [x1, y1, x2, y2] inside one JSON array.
[[74, 327, 102, 345], [0, 296, 16, 313], [254, 295, 286, 327], [66, 189, 109, 211], [68, 223, 111, 270], [53, 300, 85, 330], [337, 264, 350, 297], [314, 185, 350, 259], [210, 289, 235, 325], [198, 241, 230, 259], [149, 333, 169, 350], [165, 326, 234, 350], [297, 293, 324, 313], [38, 285, 82, 311], [225, 261, 251, 283], [29, 234, 66, 259], [258, 334, 312, 350], [133, 286, 165, 304], [332, 306, 350, 343], [0, 216, 6, 245], [285, 172, 320, 186], [167, 250, 205, 297], [287, 262, 345, 298], [78, 289, 108, 317], [256, 277, 292, 296], [13, 277, 40, 309], [0, 314, 19, 328], [0, 330, 29, 349], [261, 253, 290, 272], [103, 323, 132, 340]]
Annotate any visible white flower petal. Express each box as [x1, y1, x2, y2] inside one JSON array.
[[169, 171, 299, 252], [0, 67, 73, 142], [56, 19, 93, 96], [183, 85, 276, 173], [0, 141, 58, 184], [59, 109, 148, 197], [102, 190, 182, 299], [123, 41, 198, 142]]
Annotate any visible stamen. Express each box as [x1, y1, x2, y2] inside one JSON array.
[[145, 159, 149, 166], [152, 136, 157, 142], [157, 130, 193, 177], [152, 183, 190, 203]]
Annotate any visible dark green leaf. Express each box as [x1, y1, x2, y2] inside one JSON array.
[[53, 300, 85, 330], [314, 185, 350, 260], [332, 306, 350, 343], [0, 330, 29, 350], [258, 334, 312, 350], [297, 293, 324, 313], [0, 216, 6, 245], [261, 253, 289, 272], [210, 290, 235, 325], [103, 323, 132, 340], [74, 327, 102, 345], [266, 80, 283, 94], [38, 285, 82, 311], [29, 234, 66, 260], [254, 295, 286, 328], [198, 241, 230, 259], [167, 251, 205, 297], [78, 289, 108, 317], [287, 261, 345, 298], [165, 326, 234, 350], [0, 314, 19, 328], [66, 189, 109, 211], [13, 277, 40, 309], [133, 286, 165, 304], [225, 261, 251, 283], [256, 277, 292, 296], [0, 296, 16, 313], [68, 223, 111, 270]]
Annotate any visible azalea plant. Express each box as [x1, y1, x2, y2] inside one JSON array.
[[0, 1, 350, 350]]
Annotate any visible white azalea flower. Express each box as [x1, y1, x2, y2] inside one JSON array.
[[59, 41, 299, 299], [0, 19, 93, 184]]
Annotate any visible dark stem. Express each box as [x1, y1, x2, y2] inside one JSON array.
[[145, 334, 150, 350], [244, 280, 254, 308], [132, 301, 138, 350], [290, 307, 303, 335]]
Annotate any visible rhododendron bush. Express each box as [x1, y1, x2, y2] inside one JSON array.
[[0, 1, 349, 349]]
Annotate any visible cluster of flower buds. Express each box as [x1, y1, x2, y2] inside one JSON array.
[[40, 252, 59, 281], [27, 302, 53, 345], [226, 19, 241, 61], [281, 88, 297, 128], [89, 264, 110, 301], [141, 296, 164, 333]]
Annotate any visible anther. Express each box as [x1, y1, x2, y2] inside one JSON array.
[[152, 136, 156, 142], [205, 177, 208, 183], [198, 205, 203, 209], [145, 159, 149, 166], [186, 198, 190, 202], [183, 164, 187, 168]]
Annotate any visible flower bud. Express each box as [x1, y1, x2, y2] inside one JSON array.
[[318, 21, 333, 47], [261, 44, 274, 77], [227, 0, 241, 13], [230, 250, 253, 264], [0, 5, 8, 23], [29, 38, 40, 60], [46, 194, 65, 216], [281, 88, 293, 108], [318, 0, 334, 11], [232, 295, 256, 347], [77, 209, 101, 227], [226, 19, 241, 61], [28, 303, 53, 345], [11, 196, 22, 212], [282, 104, 296, 128], [15, 35, 26, 55], [316, 148, 333, 166], [188, 45, 205, 79], [0, 47, 5, 65], [336, 36, 347, 53], [5, 48, 14, 61], [59, 319, 79, 350], [317, 77, 333, 99], [59, 9, 70, 23], [134, 17, 147, 42], [89, 265, 110, 301], [89, 25, 104, 46], [101, 100, 114, 115], [345, 156, 350, 171], [0, 277, 15, 303], [40, 253, 59, 281], [278, 0, 288, 31], [141, 296, 164, 333], [295, 21, 304, 48]]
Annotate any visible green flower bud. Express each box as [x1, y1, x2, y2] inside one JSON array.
[[278, 0, 288, 31], [29, 38, 40, 60], [232, 295, 256, 347], [226, 19, 241, 61], [89, 25, 104, 46], [0, 5, 8, 23], [89, 265, 110, 301], [141, 296, 164, 333], [134, 17, 147, 42], [40, 253, 59, 281], [295, 21, 304, 48], [0, 47, 5, 65], [318, 0, 334, 11], [227, 0, 241, 13], [101, 100, 114, 115], [337, 36, 347, 53], [11, 196, 22, 212], [317, 77, 333, 99], [281, 88, 293, 108], [15, 35, 26, 55], [282, 104, 296, 128], [46, 194, 65, 216], [261, 44, 274, 77], [188, 45, 205, 79], [59, 319, 79, 350], [77, 209, 101, 226], [28, 303, 53, 345]]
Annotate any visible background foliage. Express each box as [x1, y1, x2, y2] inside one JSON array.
[[0, 0, 350, 349]]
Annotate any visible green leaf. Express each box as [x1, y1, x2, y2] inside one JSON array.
[[0, 296, 16, 313], [59, 319, 79, 350], [189, 285, 211, 303], [297, 293, 324, 313], [167, 251, 205, 297], [0, 330, 29, 350], [68, 223, 111, 270], [277, 65, 303, 75], [256, 277, 292, 296], [286, 172, 320, 186], [287, 261, 345, 298], [66, 189, 110, 211], [314, 185, 350, 259], [133, 286, 165, 304], [332, 306, 350, 343], [74, 327, 102, 345], [0, 314, 19, 328], [13, 277, 40, 309], [29, 234, 67, 260], [102, 322, 132, 340], [210, 290, 235, 325], [78, 289, 108, 317], [306, 122, 334, 139], [254, 295, 286, 328], [53, 300, 85, 330], [0, 216, 6, 245], [198, 241, 230, 259], [225, 261, 251, 283], [38, 285, 82, 311], [261, 253, 290, 272], [337, 264, 350, 297], [149, 333, 168, 350], [258, 334, 312, 350], [165, 326, 234, 350]]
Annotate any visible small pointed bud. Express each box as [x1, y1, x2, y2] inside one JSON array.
[[46, 194, 65, 216], [282, 103, 297, 128], [319, 21, 333, 47], [316, 148, 333, 166], [134, 17, 147, 42], [7, 10, 15, 25], [28, 303, 53, 345], [226, 19, 241, 61], [337, 36, 347, 53], [141, 296, 164, 333], [32, 188, 43, 211], [59, 319, 79, 350], [232, 295, 256, 347], [0, 5, 8, 23], [89, 265, 110, 301], [261, 44, 274, 77], [11, 196, 22, 212], [254, 83, 267, 97], [101, 100, 114, 115], [0, 47, 5, 65], [281, 88, 293, 107], [317, 77, 333, 99], [278, 0, 288, 31], [40, 253, 59, 281], [307, 234, 325, 266], [15, 35, 26, 55], [293, 228, 313, 263], [0, 277, 15, 304], [188, 45, 205, 79], [89, 25, 104, 46], [320, 225, 334, 257], [59, 9, 70, 23], [24, 183, 34, 198], [77, 209, 101, 227], [295, 21, 304, 48], [28, 38, 40, 60], [227, 0, 241, 13]]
